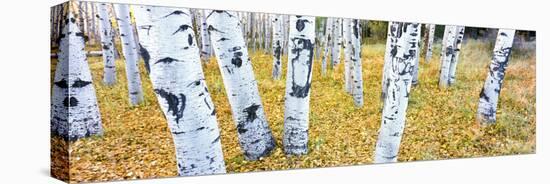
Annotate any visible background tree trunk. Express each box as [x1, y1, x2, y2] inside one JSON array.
[[283, 15, 316, 155], [374, 22, 420, 163], [343, 19, 353, 94], [143, 7, 226, 176], [412, 25, 422, 86], [114, 4, 144, 105], [321, 18, 333, 74], [206, 10, 276, 160], [477, 29, 515, 124], [448, 26, 465, 85], [51, 12, 103, 141], [425, 24, 436, 62], [200, 10, 213, 61], [95, 3, 116, 85], [350, 19, 364, 107], [438, 25, 458, 88], [271, 14, 283, 80]]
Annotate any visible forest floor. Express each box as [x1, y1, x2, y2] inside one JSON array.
[[51, 40, 536, 183]]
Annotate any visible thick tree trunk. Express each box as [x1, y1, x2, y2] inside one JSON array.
[[438, 25, 458, 88], [133, 5, 157, 75], [448, 26, 465, 85], [283, 15, 316, 155], [206, 10, 276, 160], [374, 22, 420, 163], [425, 24, 436, 62], [350, 19, 364, 107], [477, 29, 515, 124], [272, 14, 283, 80], [96, 3, 116, 85], [137, 7, 227, 176], [380, 22, 395, 102], [114, 4, 144, 105], [51, 13, 103, 141]]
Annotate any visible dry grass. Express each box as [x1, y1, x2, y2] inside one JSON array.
[[51, 40, 535, 183]]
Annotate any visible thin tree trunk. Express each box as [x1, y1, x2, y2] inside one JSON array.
[[200, 10, 212, 61], [139, 7, 227, 176], [477, 29, 515, 124], [51, 12, 103, 141], [321, 18, 333, 74], [343, 19, 353, 93], [438, 25, 458, 88], [374, 22, 420, 163], [206, 10, 276, 160], [425, 24, 436, 62], [412, 25, 422, 86], [448, 26, 465, 85], [272, 14, 283, 79], [283, 15, 316, 155], [114, 4, 144, 105], [96, 3, 116, 85], [350, 19, 363, 107]]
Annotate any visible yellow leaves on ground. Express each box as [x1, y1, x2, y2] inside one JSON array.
[[54, 40, 535, 183]]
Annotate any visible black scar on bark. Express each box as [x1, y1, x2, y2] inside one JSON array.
[[162, 10, 188, 18], [231, 51, 243, 67], [479, 88, 490, 102], [155, 57, 181, 64], [218, 37, 230, 42], [243, 104, 260, 122], [188, 34, 193, 46], [75, 32, 89, 42], [211, 135, 220, 144], [207, 25, 225, 34], [54, 78, 69, 88], [274, 41, 281, 60], [236, 122, 247, 134], [63, 97, 78, 107], [70, 17, 76, 23], [154, 88, 186, 123], [72, 78, 92, 88], [295, 19, 310, 32], [289, 38, 314, 98], [139, 43, 151, 74], [172, 25, 192, 35], [102, 44, 110, 50], [352, 20, 359, 39]]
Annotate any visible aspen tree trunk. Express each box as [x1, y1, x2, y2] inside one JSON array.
[[331, 18, 342, 66], [350, 19, 363, 107], [381, 22, 395, 101], [425, 24, 436, 62], [133, 5, 157, 75], [114, 4, 144, 105], [283, 15, 316, 155], [206, 10, 276, 160], [272, 14, 284, 79], [138, 7, 227, 176], [374, 22, 420, 163], [321, 18, 333, 74], [477, 29, 515, 124], [96, 3, 116, 85], [200, 10, 213, 61], [448, 26, 465, 85], [51, 12, 103, 141], [438, 25, 458, 88], [412, 25, 422, 86], [342, 19, 353, 93]]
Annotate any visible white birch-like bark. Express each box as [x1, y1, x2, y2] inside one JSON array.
[[51, 13, 103, 141], [137, 7, 227, 176], [411, 25, 422, 86], [272, 14, 283, 80], [206, 10, 276, 160], [321, 18, 333, 74], [114, 4, 144, 105], [350, 19, 364, 107], [343, 19, 353, 93], [425, 24, 436, 62], [283, 15, 316, 155], [331, 18, 342, 66], [199, 10, 212, 61], [438, 25, 458, 88], [132, 5, 156, 76], [477, 29, 515, 124], [448, 26, 465, 85], [96, 3, 116, 85], [374, 22, 420, 163], [381, 22, 396, 101]]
